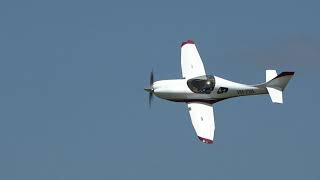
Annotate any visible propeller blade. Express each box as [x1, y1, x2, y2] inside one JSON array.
[[149, 92, 153, 108], [150, 70, 154, 86], [148, 70, 154, 108]]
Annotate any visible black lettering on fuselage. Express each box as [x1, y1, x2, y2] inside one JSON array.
[[237, 89, 255, 96]]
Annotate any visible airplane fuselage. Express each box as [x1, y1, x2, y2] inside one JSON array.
[[152, 76, 268, 104]]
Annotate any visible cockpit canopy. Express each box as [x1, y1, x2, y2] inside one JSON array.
[[187, 75, 216, 94]]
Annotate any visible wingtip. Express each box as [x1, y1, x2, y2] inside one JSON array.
[[198, 136, 213, 144], [181, 39, 195, 47]]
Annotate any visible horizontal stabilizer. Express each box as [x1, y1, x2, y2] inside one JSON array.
[[267, 87, 283, 104]]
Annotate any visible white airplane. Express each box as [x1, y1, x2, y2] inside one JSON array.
[[144, 40, 294, 144]]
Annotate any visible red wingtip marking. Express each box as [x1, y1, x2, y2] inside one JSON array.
[[181, 40, 195, 47], [198, 136, 213, 144]]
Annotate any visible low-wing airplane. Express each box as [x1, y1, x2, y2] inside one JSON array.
[[144, 40, 294, 144]]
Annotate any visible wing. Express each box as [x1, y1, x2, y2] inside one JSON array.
[[187, 102, 215, 144], [181, 40, 206, 79]]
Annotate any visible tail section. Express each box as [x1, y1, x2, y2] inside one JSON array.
[[265, 70, 294, 104]]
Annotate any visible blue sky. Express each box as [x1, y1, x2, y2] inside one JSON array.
[[0, 0, 319, 179]]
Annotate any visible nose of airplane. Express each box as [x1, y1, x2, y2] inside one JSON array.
[[151, 81, 162, 89], [153, 85, 167, 95]]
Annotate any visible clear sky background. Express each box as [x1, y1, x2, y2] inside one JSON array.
[[0, 0, 319, 179]]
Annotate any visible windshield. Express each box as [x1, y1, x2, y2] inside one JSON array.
[[187, 75, 215, 94]]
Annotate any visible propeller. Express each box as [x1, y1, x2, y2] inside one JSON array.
[[144, 70, 154, 108]]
